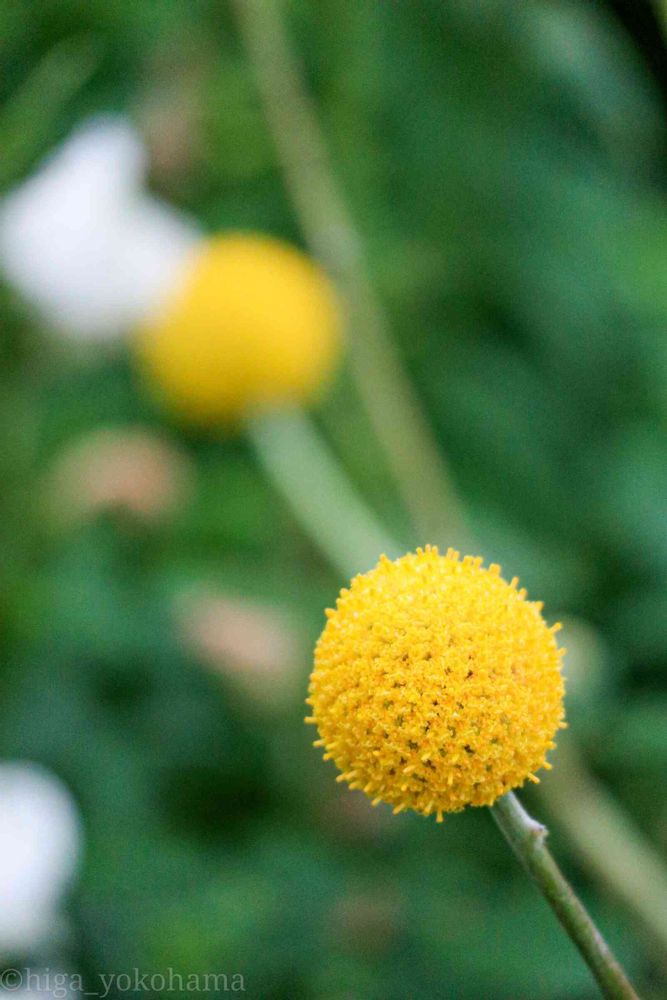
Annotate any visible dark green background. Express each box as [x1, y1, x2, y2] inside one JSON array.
[[0, 1, 666, 998]]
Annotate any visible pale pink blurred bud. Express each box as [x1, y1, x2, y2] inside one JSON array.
[[177, 592, 300, 708], [329, 890, 401, 955], [48, 427, 193, 524]]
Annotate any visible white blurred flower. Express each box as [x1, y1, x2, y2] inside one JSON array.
[[0, 762, 82, 956], [0, 117, 200, 340]]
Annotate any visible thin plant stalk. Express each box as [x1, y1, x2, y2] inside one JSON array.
[[233, 0, 469, 552], [492, 792, 639, 1000], [246, 407, 399, 580], [542, 741, 667, 960], [0, 35, 99, 190]]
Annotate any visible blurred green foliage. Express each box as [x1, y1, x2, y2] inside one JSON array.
[[0, 1, 666, 998]]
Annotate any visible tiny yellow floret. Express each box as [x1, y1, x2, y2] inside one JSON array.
[[136, 233, 342, 424], [307, 547, 565, 818]]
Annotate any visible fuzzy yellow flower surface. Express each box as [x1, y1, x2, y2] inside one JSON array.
[[307, 547, 565, 820], [136, 234, 342, 424]]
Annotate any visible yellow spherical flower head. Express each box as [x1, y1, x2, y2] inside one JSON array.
[[307, 547, 565, 821], [136, 234, 342, 424]]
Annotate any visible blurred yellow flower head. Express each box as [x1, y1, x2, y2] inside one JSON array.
[[307, 547, 565, 820], [136, 233, 342, 423]]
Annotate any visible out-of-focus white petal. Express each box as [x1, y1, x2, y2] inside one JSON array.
[[117, 196, 201, 335], [0, 762, 82, 956], [0, 116, 200, 341]]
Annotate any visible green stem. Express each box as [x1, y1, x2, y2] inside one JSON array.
[[233, 0, 469, 551], [246, 407, 400, 580], [0, 35, 99, 190], [492, 792, 639, 1000], [542, 742, 667, 961]]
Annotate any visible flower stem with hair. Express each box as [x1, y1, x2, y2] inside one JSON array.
[[232, 0, 469, 552]]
